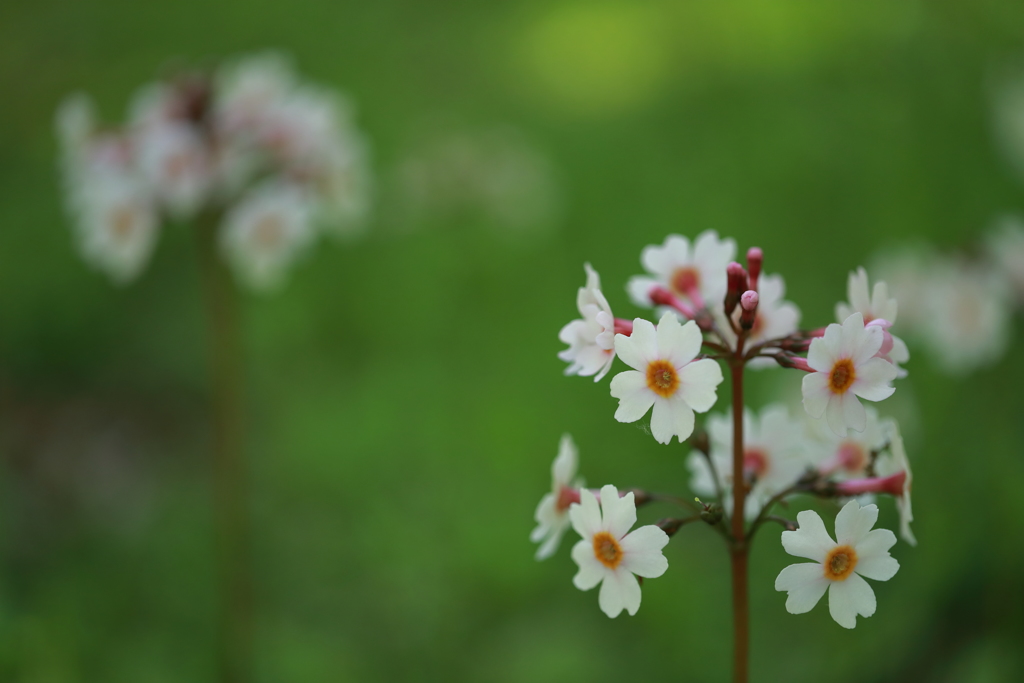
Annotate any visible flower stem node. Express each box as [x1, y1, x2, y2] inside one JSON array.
[[700, 503, 724, 525]]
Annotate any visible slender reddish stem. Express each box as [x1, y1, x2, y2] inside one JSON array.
[[729, 349, 749, 683]]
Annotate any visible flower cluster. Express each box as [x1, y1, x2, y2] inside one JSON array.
[[533, 231, 917, 638], [56, 52, 371, 290]]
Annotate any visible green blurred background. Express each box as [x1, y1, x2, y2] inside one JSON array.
[[2, 1, 1024, 681]]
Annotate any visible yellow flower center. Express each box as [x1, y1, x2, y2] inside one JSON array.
[[828, 358, 856, 394], [824, 545, 858, 581], [592, 531, 623, 569], [646, 359, 679, 398]]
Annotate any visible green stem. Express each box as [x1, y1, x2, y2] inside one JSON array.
[[195, 212, 251, 683]]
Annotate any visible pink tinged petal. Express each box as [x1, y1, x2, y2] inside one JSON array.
[[677, 359, 724, 412], [841, 392, 867, 433], [611, 373, 656, 424], [851, 358, 897, 402], [825, 394, 848, 437], [855, 555, 899, 582], [806, 336, 835, 373], [649, 398, 676, 445], [775, 563, 830, 614], [571, 540, 606, 590], [626, 276, 660, 308], [620, 525, 670, 578], [835, 500, 878, 546], [600, 485, 636, 538], [615, 318, 657, 370], [599, 567, 643, 617], [828, 573, 876, 629], [853, 527, 897, 562], [801, 372, 831, 418], [782, 510, 836, 562], [657, 314, 702, 366], [569, 488, 602, 539]]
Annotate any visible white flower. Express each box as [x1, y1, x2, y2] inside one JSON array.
[[808, 406, 887, 480], [530, 434, 582, 560], [55, 93, 96, 160], [875, 419, 916, 546], [610, 312, 724, 444], [716, 273, 801, 368], [68, 171, 160, 285], [559, 264, 616, 381], [688, 405, 809, 519], [627, 231, 736, 311], [214, 51, 296, 138], [802, 313, 898, 437], [569, 485, 669, 618], [985, 215, 1024, 303], [219, 182, 316, 291], [919, 258, 1012, 375], [775, 499, 899, 629], [134, 121, 212, 218], [836, 267, 909, 378]]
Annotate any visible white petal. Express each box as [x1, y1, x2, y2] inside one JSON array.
[[835, 500, 877, 546], [801, 372, 831, 418], [828, 573, 876, 629], [851, 319, 884, 365], [641, 235, 689, 277], [806, 337, 835, 373], [620, 526, 670, 578], [841, 392, 867, 433], [600, 485, 636, 538], [532, 495, 556, 540], [825, 394, 848, 437], [626, 276, 660, 308], [535, 523, 567, 560], [599, 567, 642, 617], [781, 510, 836, 562], [677, 359, 723, 412], [610, 372, 656, 423], [658, 314, 702, 367], [569, 488, 602, 538], [854, 527, 897, 562], [848, 268, 871, 313], [614, 318, 657, 370], [669, 398, 696, 443], [855, 554, 899, 582], [851, 358, 897, 402], [838, 312, 867, 358], [649, 398, 675, 445], [552, 434, 578, 486], [775, 563, 830, 614], [571, 540, 606, 590]]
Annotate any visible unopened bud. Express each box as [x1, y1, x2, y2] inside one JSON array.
[[724, 262, 748, 315], [746, 247, 763, 292], [657, 517, 687, 537], [739, 291, 759, 330], [773, 353, 814, 372], [779, 336, 812, 353], [700, 503, 723, 525], [691, 429, 710, 455]]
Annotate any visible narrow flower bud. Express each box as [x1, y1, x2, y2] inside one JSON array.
[[746, 247, 763, 291], [834, 471, 906, 498], [739, 290, 759, 329], [774, 353, 814, 372], [648, 285, 697, 319], [656, 517, 690, 537], [725, 261, 747, 315], [613, 318, 634, 336]]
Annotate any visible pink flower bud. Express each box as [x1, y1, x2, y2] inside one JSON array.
[[746, 247, 763, 291], [740, 290, 759, 311]]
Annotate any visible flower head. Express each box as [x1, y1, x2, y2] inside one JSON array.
[[836, 267, 909, 378], [627, 231, 736, 311], [530, 434, 583, 560], [775, 500, 899, 628], [610, 312, 724, 444], [802, 313, 898, 437], [569, 485, 669, 618], [559, 264, 616, 381]]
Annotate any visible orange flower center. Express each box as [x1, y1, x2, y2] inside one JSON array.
[[646, 359, 679, 398], [829, 358, 856, 394], [824, 545, 858, 581], [671, 266, 701, 297], [592, 531, 623, 569]]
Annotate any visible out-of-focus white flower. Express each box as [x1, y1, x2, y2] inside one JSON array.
[[219, 182, 315, 291], [985, 215, 1024, 304], [836, 267, 909, 378], [775, 500, 899, 629], [688, 405, 808, 519], [626, 231, 736, 311], [870, 247, 935, 332], [919, 258, 1011, 374], [716, 273, 801, 368], [55, 93, 96, 160], [559, 264, 616, 381], [875, 419, 916, 546], [68, 171, 160, 284], [134, 121, 212, 218], [610, 313, 723, 444], [808, 406, 887, 480], [569, 485, 669, 618], [214, 52, 296, 138], [530, 434, 583, 560], [802, 313, 897, 437]]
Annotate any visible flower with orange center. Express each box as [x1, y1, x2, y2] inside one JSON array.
[[802, 313, 898, 437], [836, 267, 909, 378], [558, 264, 617, 381], [627, 231, 736, 311], [775, 499, 899, 629], [610, 313, 724, 444], [569, 485, 669, 618], [531, 434, 583, 561]]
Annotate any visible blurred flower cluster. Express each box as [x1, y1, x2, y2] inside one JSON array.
[[56, 53, 371, 290], [868, 216, 1024, 376], [535, 231, 915, 638]]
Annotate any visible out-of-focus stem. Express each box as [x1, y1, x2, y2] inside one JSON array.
[[195, 211, 252, 683], [729, 343, 749, 683]]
